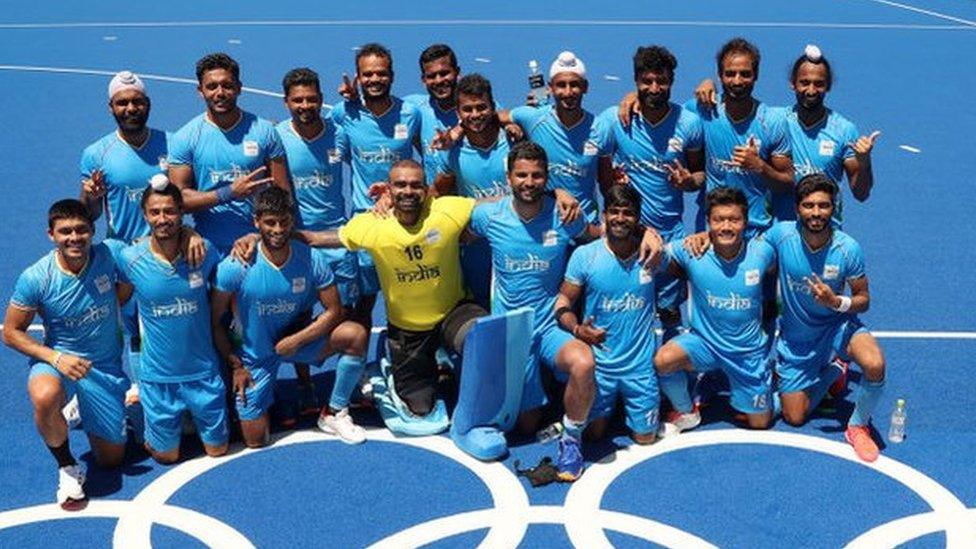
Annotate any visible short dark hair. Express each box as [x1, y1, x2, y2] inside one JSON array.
[[356, 43, 393, 69], [195, 53, 240, 83], [790, 50, 833, 91], [633, 45, 677, 82], [141, 181, 184, 211], [48, 199, 93, 230], [705, 187, 749, 218], [604, 184, 642, 214], [254, 186, 294, 218], [717, 37, 761, 78], [390, 158, 424, 175], [419, 44, 458, 71], [507, 141, 548, 172], [455, 73, 494, 106], [282, 67, 321, 97], [795, 173, 838, 204]]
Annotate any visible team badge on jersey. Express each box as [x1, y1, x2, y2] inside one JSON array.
[[94, 274, 112, 294], [542, 230, 558, 247], [425, 229, 441, 245], [745, 269, 760, 286], [583, 140, 599, 156], [394, 123, 408, 140], [158, 156, 169, 171], [639, 268, 653, 285], [823, 264, 840, 280], [819, 140, 836, 157], [188, 271, 204, 289], [327, 148, 341, 164], [292, 277, 306, 294], [243, 140, 259, 157], [668, 137, 684, 153]]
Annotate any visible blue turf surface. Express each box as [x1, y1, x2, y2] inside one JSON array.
[[1, 1, 974, 547]]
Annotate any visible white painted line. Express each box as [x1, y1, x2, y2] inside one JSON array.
[[0, 19, 971, 31], [474, 57, 491, 63], [899, 145, 922, 153], [602, 75, 621, 81], [866, 0, 976, 28], [102, 35, 117, 41], [227, 38, 242, 44]]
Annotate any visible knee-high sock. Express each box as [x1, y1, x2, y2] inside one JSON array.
[[329, 355, 365, 411], [848, 378, 885, 427], [660, 371, 693, 414]]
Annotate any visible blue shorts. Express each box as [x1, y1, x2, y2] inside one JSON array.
[[315, 248, 360, 308], [776, 317, 868, 394], [672, 332, 773, 414], [29, 361, 127, 444], [235, 363, 281, 421], [356, 250, 380, 297], [589, 371, 660, 436], [140, 372, 229, 452], [286, 335, 331, 366], [520, 324, 575, 412]]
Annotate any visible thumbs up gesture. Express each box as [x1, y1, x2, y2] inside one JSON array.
[[852, 130, 881, 158], [732, 135, 762, 172]]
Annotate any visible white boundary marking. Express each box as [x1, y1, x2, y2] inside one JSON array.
[[847, 507, 976, 547], [0, 19, 971, 31], [867, 0, 976, 28]]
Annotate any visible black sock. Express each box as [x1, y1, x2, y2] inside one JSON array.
[[47, 440, 76, 468]]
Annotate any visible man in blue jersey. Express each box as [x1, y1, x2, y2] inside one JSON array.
[[277, 67, 361, 416], [597, 45, 706, 343], [3, 200, 127, 510], [168, 53, 289, 255], [213, 187, 369, 447], [555, 185, 667, 444], [404, 44, 462, 183], [655, 188, 777, 431], [117, 183, 228, 464]]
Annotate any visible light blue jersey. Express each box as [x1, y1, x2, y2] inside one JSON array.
[[118, 239, 221, 382], [469, 195, 586, 334], [276, 118, 346, 231], [668, 238, 775, 355], [780, 107, 859, 226], [215, 241, 335, 372], [80, 129, 169, 242], [168, 111, 285, 251], [564, 239, 665, 377], [596, 104, 704, 232], [763, 221, 865, 341], [685, 99, 791, 232], [512, 105, 602, 222], [331, 98, 421, 212], [432, 132, 511, 199], [10, 243, 123, 369], [404, 93, 458, 184]]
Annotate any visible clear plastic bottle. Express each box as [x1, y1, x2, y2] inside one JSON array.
[[887, 399, 907, 443], [527, 60, 548, 106], [536, 421, 563, 443]]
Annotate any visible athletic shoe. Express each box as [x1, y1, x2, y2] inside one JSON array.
[[661, 408, 701, 436], [57, 464, 87, 511], [317, 407, 366, 444], [556, 435, 584, 482], [845, 424, 880, 462], [296, 382, 319, 417], [62, 395, 81, 429], [828, 358, 849, 398]]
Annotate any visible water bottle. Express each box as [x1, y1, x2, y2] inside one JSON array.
[[887, 399, 907, 443], [536, 421, 563, 443], [527, 60, 548, 106]]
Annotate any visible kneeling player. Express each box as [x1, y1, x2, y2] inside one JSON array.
[[555, 186, 665, 444], [655, 188, 776, 430], [213, 188, 369, 446]]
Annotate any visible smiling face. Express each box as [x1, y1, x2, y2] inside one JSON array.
[[284, 83, 323, 125], [707, 203, 746, 248], [797, 190, 834, 234], [198, 68, 241, 115], [636, 68, 672, 111], [254, 211, 294, 251], [508, 158, 547, 205], [388, 163, 427, 216], [457, 91, 495, 133], [357, 54, 393, 101], [792, 61, 829, 111], [110, 89, 150, 133], [48, 217, 93, 262], [143, 193, 183, 242], [603, 203, 639, 241], [421, 56, 459, 102], [719, 53, 757, 100], [549, 72, 587, 111]]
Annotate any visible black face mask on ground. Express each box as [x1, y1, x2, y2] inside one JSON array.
[[514, 457, 559, 487]]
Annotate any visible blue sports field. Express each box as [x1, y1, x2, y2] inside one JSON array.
[[0, 1, 974, 547]]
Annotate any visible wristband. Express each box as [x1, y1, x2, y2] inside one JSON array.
[[51, 351, 63, 368], [215, 185, 234, 204], [833, 295, 852, 313]]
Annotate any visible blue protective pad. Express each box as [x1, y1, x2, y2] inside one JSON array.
[[450, 308, 533, 460], [367, 358, 450, 437]]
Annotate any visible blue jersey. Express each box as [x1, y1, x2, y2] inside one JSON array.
[[596, 104, 704, 232], [565, 239, 665, 377], [118, 239, 221, 382], [331, 98, 421, 212], [215, 242, 334, 371], [470, 195, 586, 333], [781, 107, 859, 226], [404, 93, 458, 183], [512, 105, 602, 222], [685, 99, 791, 231], [80, 129, 169, 242], [168, 111, 285, 251], [763, 221, 865, 342], [10, 243, 123, 368], [432, 132, 511, 199], [668, 238, 775, 354], [276, 118, 346, 231]]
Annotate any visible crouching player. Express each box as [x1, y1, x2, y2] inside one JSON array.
[[655, 188, 777, 431], [213, 187, 369, 446], [555, 186, 666, 444]]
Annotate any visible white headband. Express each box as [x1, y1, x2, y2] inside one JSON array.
[[549, 51, 586, 79], [108, 70, 146, 99]]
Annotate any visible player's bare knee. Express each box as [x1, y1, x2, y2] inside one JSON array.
[[28, 379, 64, 415], [330, 321, 368, 355], [654, 345, 684, 374], [632, 431, 657, 445], [782, 408, 806, 427], [746, 412, 772, 430], [204, 443, 229, 457], [150, 447, 180, 465]]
